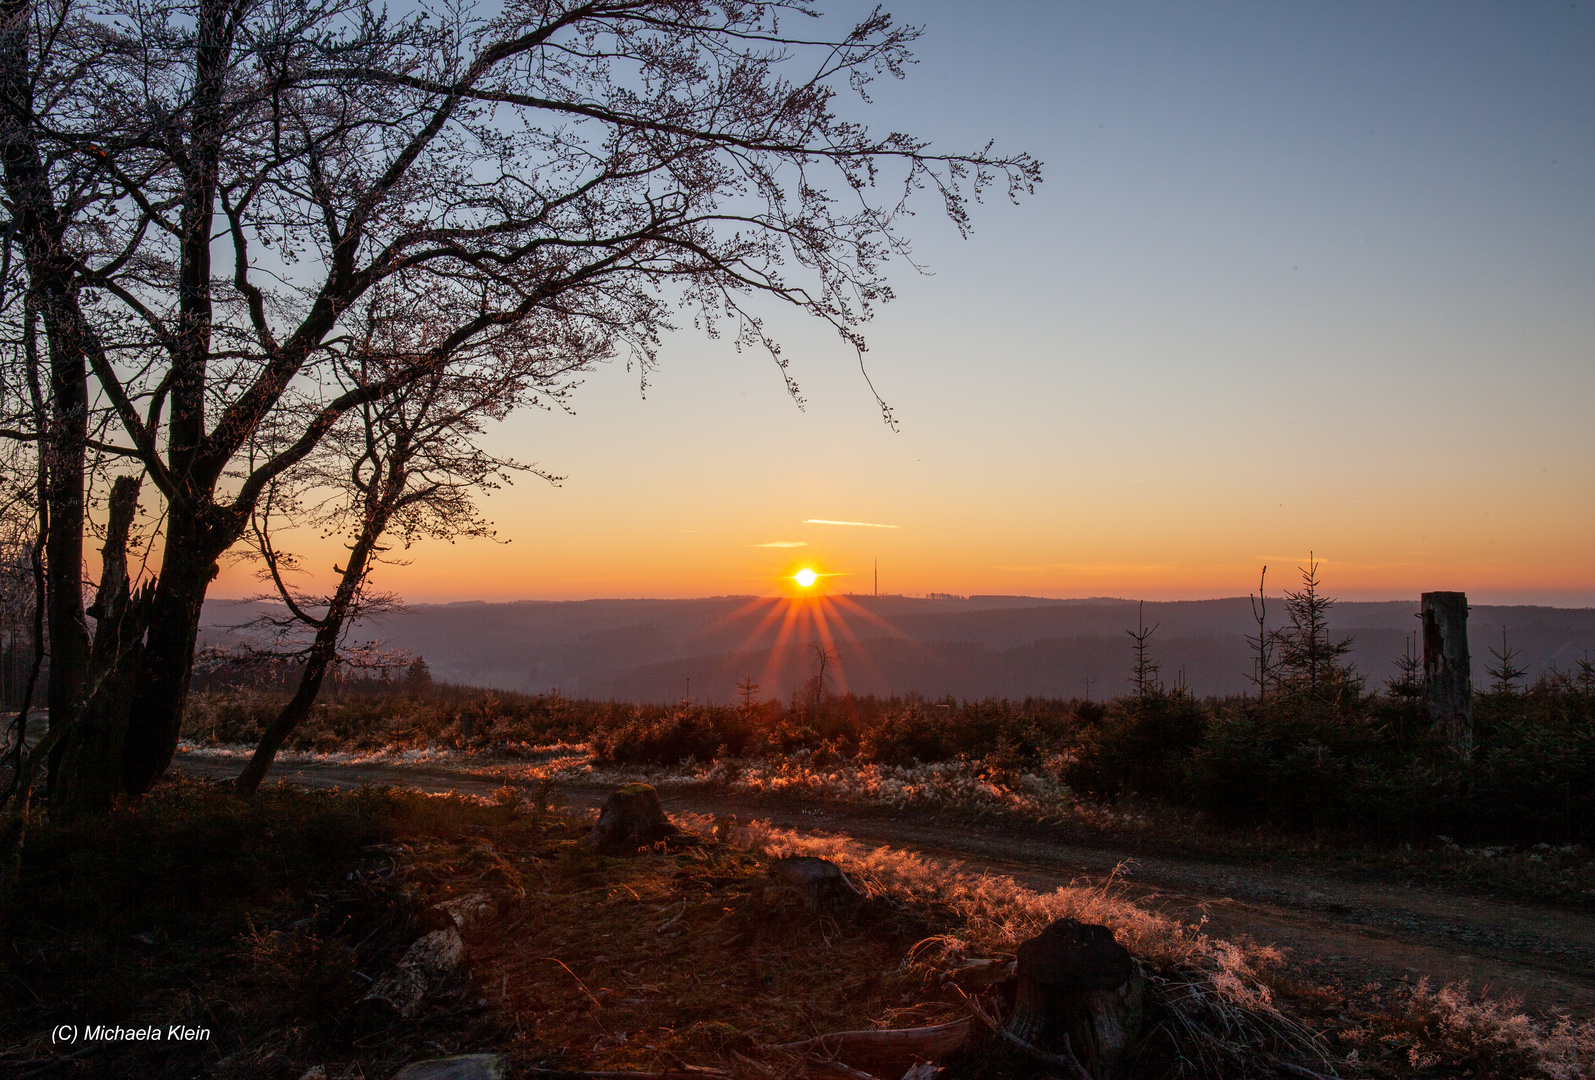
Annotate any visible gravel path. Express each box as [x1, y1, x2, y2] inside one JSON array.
[[176, 755, 1595, 1019]]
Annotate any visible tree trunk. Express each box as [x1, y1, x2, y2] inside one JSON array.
[[2, 1, 103, 794], [236, 509, 388, 795], [1421, 591, 1472, 751], [120, 519, 223, 795], [52, 477, 150, 818], [41, 300, 90, 783], [234, 623, 339, 795]]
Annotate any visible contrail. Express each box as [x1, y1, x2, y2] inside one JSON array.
[[803, 519, 898, 529]]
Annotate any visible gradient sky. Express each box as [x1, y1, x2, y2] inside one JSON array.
[[216, 1, 1595, 606]]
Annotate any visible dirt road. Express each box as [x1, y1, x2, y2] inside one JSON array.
[[176, 756, 1595, 1019]]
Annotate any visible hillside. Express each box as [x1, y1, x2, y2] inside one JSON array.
[[199, 595, 1595, 702]]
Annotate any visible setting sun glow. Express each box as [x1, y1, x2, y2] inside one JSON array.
[[793, 568, 819, 588]]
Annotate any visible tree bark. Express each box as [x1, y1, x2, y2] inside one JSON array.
[[235, 501, 388, 795], [52, 476, 149, 818], [1005, 919, 1143, 1080], [233, 613, 342, 795], [1421, 591, 1472, 751], [0, 0, 91, 786], [120, 521, 225, 795]]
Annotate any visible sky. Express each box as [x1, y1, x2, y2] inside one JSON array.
[[216, 1, 1595, 606]]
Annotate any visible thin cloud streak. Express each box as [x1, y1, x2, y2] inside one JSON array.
[[753, 541, 807, 548], [803, 518, 899, 529]]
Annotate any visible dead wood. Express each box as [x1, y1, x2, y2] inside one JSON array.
[[427, 891, 498, 933], [361, 926, 465, 1018], [941, 957, 1016, 991], [583, 784, 682, 854], [1004, 918, 1143, 1080], [773, 1019, 972, 1064], [959, 988, 1091, 1080]]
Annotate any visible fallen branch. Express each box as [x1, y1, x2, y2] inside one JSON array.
[[772, 1019, 971, 1062], [956, 987, 1091, 1080], [941, 957, 1016, 991]]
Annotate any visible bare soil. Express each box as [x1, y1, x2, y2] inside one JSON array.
[[176, 757, 1595, 1020]]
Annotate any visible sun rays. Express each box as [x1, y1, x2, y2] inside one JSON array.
[[692, 569, 913, 701]]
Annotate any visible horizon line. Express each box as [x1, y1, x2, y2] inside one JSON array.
[[202, 593, 1595, 610]]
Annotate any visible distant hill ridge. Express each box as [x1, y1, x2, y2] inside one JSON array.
[[200, 595, 1595, 702]]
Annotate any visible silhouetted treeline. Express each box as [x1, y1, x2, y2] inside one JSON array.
[[189, 664, 1595, 846]]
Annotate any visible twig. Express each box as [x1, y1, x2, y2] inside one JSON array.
[[955, 986, 1091, 1080], [657, 899, 688, 932], [538, 956, 604, 1009], [1275, 1063, 1338, 1080], [804, 1063, 880, 1080]]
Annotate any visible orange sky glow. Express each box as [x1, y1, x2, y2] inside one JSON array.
[[211, 4, 1594, 609]]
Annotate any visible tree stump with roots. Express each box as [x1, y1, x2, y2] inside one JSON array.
[[583, 783, 681, 853], [1005, 918, 1144, 1080]]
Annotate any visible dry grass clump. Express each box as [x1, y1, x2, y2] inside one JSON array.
[[724, 817, 1317, 1077], [1304, 978, 1595, 1080]]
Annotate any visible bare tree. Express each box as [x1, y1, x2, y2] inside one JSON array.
[[1245, 566, 1277, 700], [233, 312, 555, 793], [806, 641, 837, 712], [0, 0, 1039, 803]]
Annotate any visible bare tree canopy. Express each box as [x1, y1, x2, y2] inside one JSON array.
[[0, 0, 1039, 800]]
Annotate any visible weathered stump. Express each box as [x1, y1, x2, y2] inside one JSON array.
[[583, 783, 681, 853], [1422, 591, 1473, 750], [769, 855, 861, 908], [361, 927, 465, 1019], [426, 891, 498, 934], [1006, 918, 1144, 1080]]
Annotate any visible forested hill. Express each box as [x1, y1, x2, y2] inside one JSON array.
[[200, 595, 1595, 703]]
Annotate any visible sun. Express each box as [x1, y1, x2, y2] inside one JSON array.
[[793, 567, 819, 588]]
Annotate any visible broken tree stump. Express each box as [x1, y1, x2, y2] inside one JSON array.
[[1006, 919, 1144, 1080], [768, 855, 861, 908], [361, 926, 465, 1019], [1422, 591, 1473, 751], [426, 891, 498, 934], [583, 783, 682, 853]]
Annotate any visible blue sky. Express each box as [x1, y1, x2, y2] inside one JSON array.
[[220, 1, 1595, 604]]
